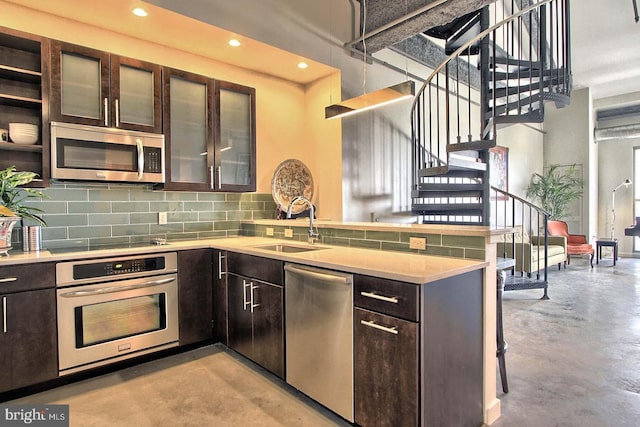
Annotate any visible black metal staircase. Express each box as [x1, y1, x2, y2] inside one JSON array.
[[411, 0, 571, 225]]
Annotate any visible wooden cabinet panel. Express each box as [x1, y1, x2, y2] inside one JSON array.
[[354, 274, 419, 321], [250, 279, 284, 379], [421, 270, 484, 427], [0, 27, 50, 186], [178, 249, 213, 346], [212, 250, 228, 344], [227, 252, 283, 285], [162, 68, 214, 191], [0, 288, 58, 393], [50, 41, 110, 127], [227, 273, 254, 359], [227, 272, 284, 379], [214, 80, 256, 192], [0, 262, 55, 294], [354, 308, 419, 427], [51, 40, 161, 133], [110, 55, 162, 133]]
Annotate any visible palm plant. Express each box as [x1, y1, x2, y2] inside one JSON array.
[[0, 165, 46, 225], [526, 164, 583, 220]]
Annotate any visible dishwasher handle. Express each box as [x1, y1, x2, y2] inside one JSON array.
[[284, 264, 352, 285]]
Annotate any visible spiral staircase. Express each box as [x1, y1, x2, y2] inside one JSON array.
[[410, 0, 571, 226]]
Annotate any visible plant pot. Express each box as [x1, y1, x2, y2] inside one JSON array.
[[0, 216, 20, 255]]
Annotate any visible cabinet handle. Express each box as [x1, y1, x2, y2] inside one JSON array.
[[2, 296, 6, 334], [136, 138, 144, 180], [360, 319, 398, 335], [250, 284, 260, 313], [0, 277, 17, 283], [217, 166, 222, 190], [104, 97, 109, 126], [218, 252, 226, 279], [242, 280, 251, 310], [115, 98, 120, 127], [360, 291, 399, 304], [209, 166, 214, 190]]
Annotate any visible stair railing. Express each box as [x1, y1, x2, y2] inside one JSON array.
[[491, 186, 554, 298], [411, 0, 569, 190]]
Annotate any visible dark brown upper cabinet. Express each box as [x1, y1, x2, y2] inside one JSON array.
[[50, 41, 162, 134], [162, 68, 256, 192], [0, 27, 50, 186], [214, 80, 256, 192]]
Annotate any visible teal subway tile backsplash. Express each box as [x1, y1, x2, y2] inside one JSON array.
[[12, 182, 277, 250], [239, 224, 489, 262], [15, 181, 489, 263]]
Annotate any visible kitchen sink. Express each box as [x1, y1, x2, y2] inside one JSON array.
[[253, 244, 328, 253]]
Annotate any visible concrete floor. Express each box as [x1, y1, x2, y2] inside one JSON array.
[[9, 254, 640, 426]]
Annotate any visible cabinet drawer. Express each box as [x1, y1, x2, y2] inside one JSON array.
[[0, 263, 55, 294], [354, 275, 419, 322], [227, 252, 283, 285]]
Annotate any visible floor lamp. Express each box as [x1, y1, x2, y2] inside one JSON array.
[[611, 179, 632, 239]]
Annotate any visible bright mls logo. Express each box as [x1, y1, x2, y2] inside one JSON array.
[[0, 405, 68, 426]]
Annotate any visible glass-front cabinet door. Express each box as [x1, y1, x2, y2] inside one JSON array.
[[50, 41, 109, 127], [110, 56, 162, 133], [163, 71, 256, 193], [215, 81, 256, 192], [162, 68, 214, 191], [51, 41, 161, 133]]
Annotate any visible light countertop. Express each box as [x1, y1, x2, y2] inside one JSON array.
[[0, 236, 487, 285], [247, 219, 512, 237]]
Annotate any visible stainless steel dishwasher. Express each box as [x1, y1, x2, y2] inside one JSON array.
[[284, 263, 354, 422]]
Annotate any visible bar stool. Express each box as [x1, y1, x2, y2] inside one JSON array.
[[496, 261, 511, 394]]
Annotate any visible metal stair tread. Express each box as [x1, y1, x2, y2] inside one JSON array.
[[448, 154, 487, 171], [447, 139, 496, 152]]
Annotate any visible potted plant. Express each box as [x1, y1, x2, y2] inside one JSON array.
[[526, 164, 583, 220], [0, 166, 46, 253]]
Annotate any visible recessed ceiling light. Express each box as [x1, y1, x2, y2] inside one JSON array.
[[298, 62, 309, 69], [132, 7, 148, 17], [229, 39, 241, 47]]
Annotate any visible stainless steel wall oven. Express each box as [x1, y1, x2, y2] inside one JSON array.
[[56, 252, 178, 375]]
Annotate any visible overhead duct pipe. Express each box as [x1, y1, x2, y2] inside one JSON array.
[[594, 123, 640, 142]]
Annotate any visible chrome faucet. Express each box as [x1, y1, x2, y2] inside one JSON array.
[[287, 196, 319, 244]]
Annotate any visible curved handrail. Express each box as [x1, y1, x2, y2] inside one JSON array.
[[491, 186, 551, 217], [410, 0, 555, 114]]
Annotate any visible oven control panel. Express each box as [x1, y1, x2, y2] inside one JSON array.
[[56, 252, 177, 286], [99, 258, 165, 277]]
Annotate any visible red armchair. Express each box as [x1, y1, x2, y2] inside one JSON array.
[[548, 220, 594, 268]]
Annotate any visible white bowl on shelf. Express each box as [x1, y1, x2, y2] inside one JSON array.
[[9, 123, 38, 145]]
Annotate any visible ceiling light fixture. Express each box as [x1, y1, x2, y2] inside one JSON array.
[[298, 61, 309, 69], [324, 0, 414, 120], [325, 80, 415, 119], [633, 0, 639, 22], [132, 7, 148, 17], [228, 39, 241, 47]]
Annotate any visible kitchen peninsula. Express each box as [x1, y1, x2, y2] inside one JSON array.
[[0, 220, 505, 426]]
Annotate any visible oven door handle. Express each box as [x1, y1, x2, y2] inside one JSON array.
[[59, 277, 176, 298]]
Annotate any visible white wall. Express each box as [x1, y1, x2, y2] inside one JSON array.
[[543, 88, 595, 238], [496, 124, 545, 199]]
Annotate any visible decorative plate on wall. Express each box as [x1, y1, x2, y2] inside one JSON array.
[[271, 159, 314, 214]]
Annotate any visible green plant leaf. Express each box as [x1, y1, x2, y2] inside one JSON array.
[[526, 164, 583, 220]]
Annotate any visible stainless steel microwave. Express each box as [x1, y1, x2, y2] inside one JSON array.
[[51, 121, 165, 183]]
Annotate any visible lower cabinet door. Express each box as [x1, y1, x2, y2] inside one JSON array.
[[251, 280, 284, 379], [354, 308, 419, 427], [227, 274, 253, 359], [178, 249, 213, 346], [0, 288, 58, 393]]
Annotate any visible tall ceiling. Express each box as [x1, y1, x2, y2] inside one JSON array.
[[4, 0, 639, 103], [570, 0, 640, 101]]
